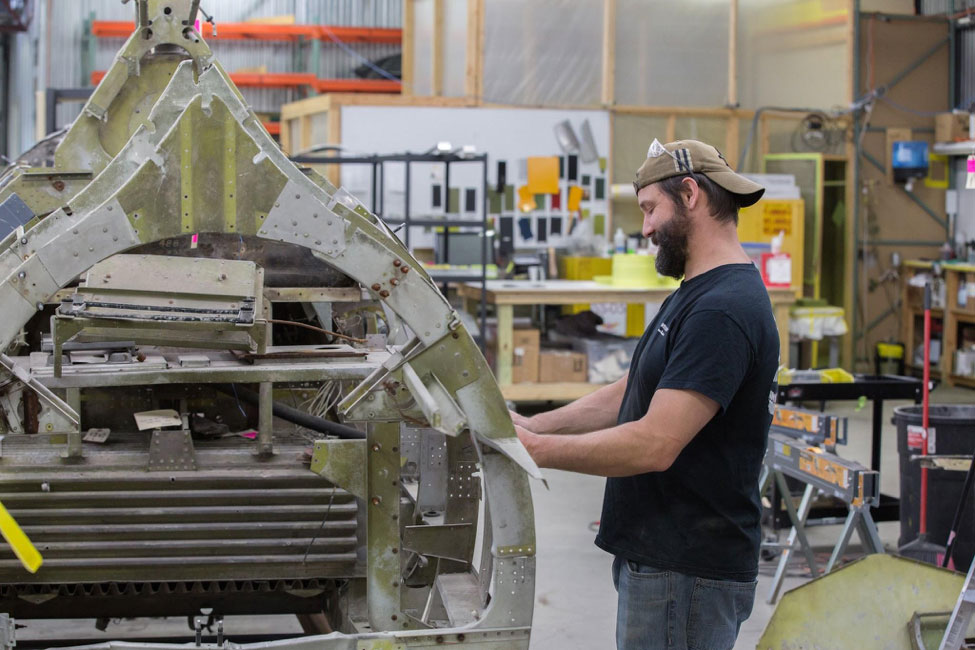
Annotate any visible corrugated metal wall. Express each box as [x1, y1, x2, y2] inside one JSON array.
[[918, 1, 975, 108], [959, 26, 975, 108], [919, 0, 975, 14], [6, 17, 36, 158], [6, 0, 401, 157]]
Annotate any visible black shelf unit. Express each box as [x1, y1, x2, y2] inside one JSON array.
[[291, 152, 490, 348]]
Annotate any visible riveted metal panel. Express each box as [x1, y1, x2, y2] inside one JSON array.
[[262, 179, 347, 256]]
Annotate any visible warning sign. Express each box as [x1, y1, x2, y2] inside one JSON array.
[[907, 425, 936, 453], [762, 203, 793, 236]]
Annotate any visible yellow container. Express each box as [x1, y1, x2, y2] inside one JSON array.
[[559, 256, 613, 280], [562, 255, 678, 336], [603, 254, 672, 336], [877, 342, 904, 360], [610, 253, 657, 287], [560, 256, 612, 314]]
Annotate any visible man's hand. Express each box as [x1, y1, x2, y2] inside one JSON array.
[[515, 423, 546, 466], [509, 409, 533, 430]]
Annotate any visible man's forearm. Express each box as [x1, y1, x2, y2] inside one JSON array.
[[517, 388, 720, 477], [522, 421, 668, 477], [527, 377, 626, 435]]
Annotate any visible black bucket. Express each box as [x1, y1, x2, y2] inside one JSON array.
[[895, 405, 975, 569]]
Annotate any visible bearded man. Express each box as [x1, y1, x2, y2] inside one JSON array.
[[512, 140, 780, 650]]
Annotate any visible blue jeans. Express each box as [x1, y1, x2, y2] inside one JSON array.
[[612, 556, 756, 650]]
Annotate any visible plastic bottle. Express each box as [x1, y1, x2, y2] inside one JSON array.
[[614, 227, 626, 254]]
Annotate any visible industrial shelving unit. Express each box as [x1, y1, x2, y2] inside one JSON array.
[[901, 260, 975, 388], [291, 151, 491, 346], [86, 20, 403, 95]]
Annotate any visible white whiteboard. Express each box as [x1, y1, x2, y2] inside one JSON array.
[[339, 106, 611, 251]]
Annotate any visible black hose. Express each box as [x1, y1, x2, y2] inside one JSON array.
[[216, 384, 365, 440], [943, 450, 975, 567]]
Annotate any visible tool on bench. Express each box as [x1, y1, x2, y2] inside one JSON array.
[[770, 404, 848, 449], [761, 405, 884, 604]]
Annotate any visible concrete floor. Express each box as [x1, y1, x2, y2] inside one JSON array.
[[528, 384, 974, 649], [13, 385, 974, 648]]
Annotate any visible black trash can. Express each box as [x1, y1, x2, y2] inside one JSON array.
[[895, 405, 975, 569]]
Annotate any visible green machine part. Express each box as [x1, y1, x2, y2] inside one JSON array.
[[759, 554, 974, 649]]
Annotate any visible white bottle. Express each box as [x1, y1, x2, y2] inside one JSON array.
[[614, 227, 626, 254]]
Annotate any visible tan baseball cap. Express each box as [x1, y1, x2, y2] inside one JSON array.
[[633, 139, 765, 207]]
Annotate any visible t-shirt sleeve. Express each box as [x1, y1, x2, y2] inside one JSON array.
[[656, 310, 752, 413]]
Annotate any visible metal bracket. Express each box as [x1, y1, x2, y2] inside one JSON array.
[[403, 523, 474, 562], [0, 353, 79, 428], [310, 439, 366, 499], [339, 337, 422, 416], [401, 364, 467, 436], [0, 613, 14, 650], [60, 431, 83, 461], [147, 429, 197, 471]]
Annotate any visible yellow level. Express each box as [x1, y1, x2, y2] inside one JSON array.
[[0, 500, 42, 573]]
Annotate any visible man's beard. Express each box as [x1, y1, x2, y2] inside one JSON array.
[[653, 203, 690, 279]]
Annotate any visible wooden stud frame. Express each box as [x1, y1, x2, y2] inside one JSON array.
[[401, 0, 414, 95], [602, 0, 616, 106]]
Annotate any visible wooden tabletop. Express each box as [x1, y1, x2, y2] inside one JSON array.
[[458, 280, 797, 306]]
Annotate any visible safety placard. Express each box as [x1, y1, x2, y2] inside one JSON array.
[[762, 203, 794, 236], [907, 425, 936, 453]]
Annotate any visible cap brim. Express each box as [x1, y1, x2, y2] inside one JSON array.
[[705, 170, 765, 208]]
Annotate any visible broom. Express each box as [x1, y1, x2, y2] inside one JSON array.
[[899, 282, 947, 565]]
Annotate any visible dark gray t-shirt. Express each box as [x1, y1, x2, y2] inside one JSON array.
[[594, 263, 779, 581]]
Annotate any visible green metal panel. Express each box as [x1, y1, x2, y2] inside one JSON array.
[[759, 554, 971, 649], [763, 153, 825, 299]]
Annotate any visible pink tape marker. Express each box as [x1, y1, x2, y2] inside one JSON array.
[[967, 155, 975, 173], [190, 233, 199, 249]]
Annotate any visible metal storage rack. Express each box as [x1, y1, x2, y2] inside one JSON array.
[[290, 151, 490, 346]]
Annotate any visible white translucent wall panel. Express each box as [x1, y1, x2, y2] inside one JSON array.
[[442, 0, 469, 96], [674, 117, 729, 149], [612, 114, 670, 184], [311, 113, 330, 149], [738, 0, 848, 109], [955, 159, 975, 246], [614, 0, 730, 107], [483, 0, 603, 106], [287, 119, 301, 155], [737, 117, 760, 172], [410, 0, 435, 95]]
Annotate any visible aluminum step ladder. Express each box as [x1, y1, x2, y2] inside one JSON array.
[[939, 558, 975, 650]]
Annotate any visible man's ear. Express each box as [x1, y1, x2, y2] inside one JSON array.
[[681, 177, 697, 208]]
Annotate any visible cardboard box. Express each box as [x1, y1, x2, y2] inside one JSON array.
[[539, 350, 587, 383], [511, 328, 540, 384], [936, 112, 970, 143]]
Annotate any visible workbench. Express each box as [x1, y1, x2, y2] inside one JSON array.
[[458, 280, 797, 402]]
